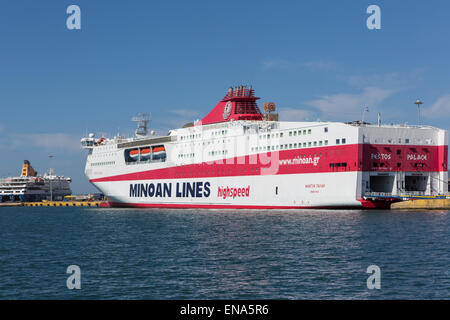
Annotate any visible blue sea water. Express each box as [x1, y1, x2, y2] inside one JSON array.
[[0, 207, 448, 299]]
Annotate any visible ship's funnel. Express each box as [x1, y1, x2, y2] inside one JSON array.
[[200, 85, 263, 125], [21, 160, 37, 177]]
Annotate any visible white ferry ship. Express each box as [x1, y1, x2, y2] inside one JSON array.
[[81, 86, 448, 209], [0, 160, 72, 202]]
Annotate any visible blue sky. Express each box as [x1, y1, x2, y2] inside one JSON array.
[[0, 0, 449, 193]]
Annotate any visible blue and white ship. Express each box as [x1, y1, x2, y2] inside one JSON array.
[[0, 160, 72, 202]]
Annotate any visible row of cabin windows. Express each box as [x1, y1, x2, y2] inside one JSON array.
[[179, 153, 195, 158], [90, 161, 115, 166], [180, 133, 202, 141], [367, 138, 413, 144], [388, 138, 410, 144], [288, 129, 312, 137], [336, 138, 346, 144], [181, 128, 327, 145], [208, 150, 229, 156], [373, 162, 425, 168], [297, 152, 322, 158], [251, 140, 329, 152], [92, 153, 115, 158], [181, 127, 321, 142], [179, 139, 227, 150], [179, 150, 230, 158], [259, 129, 313, 140], [212, 130, 228, 136], [180, 130, 230, 141], [330, 162, 347, 168]]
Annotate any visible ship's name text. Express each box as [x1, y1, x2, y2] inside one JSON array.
[[129, 182, 211, 198], [407, 154, 427, 161], [371, 153, 391, 160]]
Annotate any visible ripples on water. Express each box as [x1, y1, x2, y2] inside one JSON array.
[[0, 207, 448, 299]]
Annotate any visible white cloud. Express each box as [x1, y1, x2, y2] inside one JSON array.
[[343, 71, 423, 90], [9, 133, 81, 153], [168, 108, 200, 118], [278, 108, 316, 121], [305, 87, 395, 118], [155, 108, 202, 131], [424, 95, 450, 119]]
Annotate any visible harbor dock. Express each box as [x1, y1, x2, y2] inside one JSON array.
[[0, 201, 104, 207], [391, 198, 450, 210], [0, 202, 24, 207]]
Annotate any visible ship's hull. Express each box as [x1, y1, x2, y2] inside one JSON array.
[[91, 171, 395, 209]]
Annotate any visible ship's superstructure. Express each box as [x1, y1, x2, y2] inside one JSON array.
[[81, 86, 448, 208], [0, 160, 72, 202]]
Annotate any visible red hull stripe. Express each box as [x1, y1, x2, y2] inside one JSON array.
[[90, 144, 447, 183]]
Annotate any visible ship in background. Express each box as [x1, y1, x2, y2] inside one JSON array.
[[0, 160, 72, 202], [81, 86, 448, 209]]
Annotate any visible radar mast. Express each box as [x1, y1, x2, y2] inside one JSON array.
[[132, 113, 151, 138]]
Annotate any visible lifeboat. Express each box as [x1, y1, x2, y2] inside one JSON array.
[[152, 145, 166, 160], [129, 149, 139, 159], [152, 146, 165, 155], [140, 148, 151, 161]]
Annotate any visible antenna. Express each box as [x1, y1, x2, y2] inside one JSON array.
[[48, 154, 54, 175], [132, 113, 151, 137], [414, 99, 423, 126], [48, 154, 54, 201], [362, 106, 369, 124]]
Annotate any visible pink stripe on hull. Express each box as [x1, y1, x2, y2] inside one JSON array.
[[89, 144, 446, 183]]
